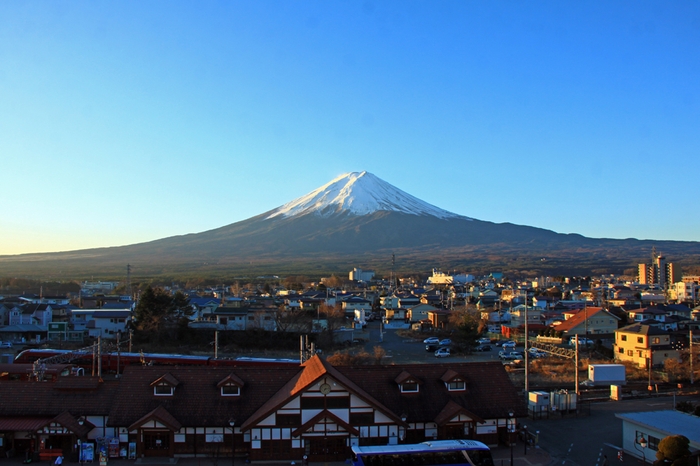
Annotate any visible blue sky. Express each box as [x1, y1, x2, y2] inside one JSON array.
[[1, 1, 699, 255]]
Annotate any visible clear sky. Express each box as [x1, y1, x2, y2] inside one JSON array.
[[1, 1, 699, 256]]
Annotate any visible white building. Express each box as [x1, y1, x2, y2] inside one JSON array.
[[349, 267, 375, 282], [615, 410, 700, 462]]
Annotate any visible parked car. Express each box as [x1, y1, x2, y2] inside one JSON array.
[[501, 341, 516, 349], [423, 337, 440, 345], [569, 337, 594, 346], [474, 344, 491, 352], [476, 338, 491, 345], [439, 339, 452, 346], [434, 347, 451, 358], [425, 344, 438, 352], [0, 341, 12, 348], [498, 351, 523, 360], [528, 348, 547, 358]]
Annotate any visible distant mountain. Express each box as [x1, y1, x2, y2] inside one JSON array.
[[2, 171, 700, 279]]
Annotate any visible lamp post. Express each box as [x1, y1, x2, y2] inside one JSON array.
[[77, 417, 85, 465], [400, 414, 407, 443], [634, 435, 647, 464], [523, 425, 527, 455], [508, 410, 514, 466], [229, 419, 236, 466]]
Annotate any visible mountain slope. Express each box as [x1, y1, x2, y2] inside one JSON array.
[[1, 172, 699, 278]]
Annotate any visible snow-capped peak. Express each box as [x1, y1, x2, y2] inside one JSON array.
[[266, 171, 468, 220]]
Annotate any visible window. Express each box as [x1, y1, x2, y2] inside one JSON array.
[[221, 384, 240, 396], [621, 335, 627, 341], [276, 414, 301, 426], [638, 337, 644, 344], [300, 397, 325, 410], [299, 396, 349, 409], [350, 412, 374, 425], [447, 380, 465, 391], [401, 382, 419, 393], [326, 396, 350, 409], [652, 337, 660, 344], [647, 435, 660, 451], [627, 350, 633, 356], [618, 347, 624, 354], [154, 382, 174, 396]]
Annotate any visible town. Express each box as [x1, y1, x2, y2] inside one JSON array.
[[0, 252, 699, 465]]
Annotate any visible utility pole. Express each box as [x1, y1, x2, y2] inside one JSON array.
[[690, 330, 694, 385], [524, 289, 529, 394], [575, 334, 579, 396]]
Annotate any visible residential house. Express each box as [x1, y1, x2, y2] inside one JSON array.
[[0, 356, 526, 461], [508, 305, 543, 328], [342, 297, 372, 318], [71, 309, 131, 339], [10, 304, 52, 328], [613, 323, 679, 368], [407, 304, 439, 323], [553, 307, 620, 337], [426, 309, 452, 330]]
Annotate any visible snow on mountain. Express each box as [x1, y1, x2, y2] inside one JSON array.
[[266, 171, 469, 220]]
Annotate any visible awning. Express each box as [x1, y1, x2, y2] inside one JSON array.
[[0, 418, 52, 431]]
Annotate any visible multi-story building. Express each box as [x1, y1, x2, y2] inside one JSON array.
[[613, 323, 679, 368], [637, 252, 680, 289]]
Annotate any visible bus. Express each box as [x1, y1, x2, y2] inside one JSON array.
[[351, 440, 494, 466]]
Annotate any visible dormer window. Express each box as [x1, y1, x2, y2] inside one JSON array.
[[221, 383, 240, 397], [401, 381, 419, 393], [150, 373, 179, 397], [447, 380, 465, 391], [395, 371, 421, 394], [441, 369, 467, 392], [154, 381, 174, 396], [217, 374, 244, 397]]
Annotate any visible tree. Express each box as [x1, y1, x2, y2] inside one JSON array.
[[448, 306, 481, 352], [373, 346, 386, 364], [133, 286, 191, 342], [654, 435, 692, 466]]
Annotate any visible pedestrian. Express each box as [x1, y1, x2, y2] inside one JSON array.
[[618, 451, 623, 462], [602, 455, 608, 466], [55, 456, 63, 466]]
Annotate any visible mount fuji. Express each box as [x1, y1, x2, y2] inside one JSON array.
[[2, 171, 700, 278]]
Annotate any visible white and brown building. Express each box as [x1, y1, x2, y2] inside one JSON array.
[[0, 356, 525, 461]]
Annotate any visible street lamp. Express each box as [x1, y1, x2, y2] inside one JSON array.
[[77, 417, 85, 465], [508, 410, 514, 466], [229, 419, 236, 466], [635, 435, 647, 464]]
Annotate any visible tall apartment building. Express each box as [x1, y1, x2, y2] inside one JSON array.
[[637, 251, 679, 288]]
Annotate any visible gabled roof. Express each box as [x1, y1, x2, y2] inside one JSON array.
[[129, 405, 182, 432], [150, 373, 180, 387], [217, 374, 245, 388], [291, 409, 359, 437], [395, 371, 422, 385], [53, 410, 94, 438], [241, 356, 404, 431], [439, 369, 464, 384], [433, 400, 484, 426], [555, 307, 618, 333]]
